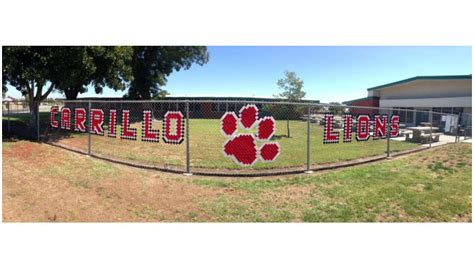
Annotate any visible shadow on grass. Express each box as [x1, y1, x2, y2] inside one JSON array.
[[271, 134, 291, 140], [2, 117, 74, 143]]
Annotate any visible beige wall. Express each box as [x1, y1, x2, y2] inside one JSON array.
[[372, 79, 472, 100], [380, 96, 472, 108]]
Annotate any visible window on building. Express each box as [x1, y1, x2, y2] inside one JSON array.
[[432, 107, 443, 127], [453, 108, 464, 127], [406, 107, 414, 124], [401, 111, 407, 124], [452, 107, 463, 115], [391, 107, 399, 116], [416, 109, 430, 125], [442, 107, 452, 114]]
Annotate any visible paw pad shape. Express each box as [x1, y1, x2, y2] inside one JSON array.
[[220, 104, 280, 166]]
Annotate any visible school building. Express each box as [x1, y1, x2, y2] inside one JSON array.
[[72, 96, 320, 119], [343, 75, 472, 128]]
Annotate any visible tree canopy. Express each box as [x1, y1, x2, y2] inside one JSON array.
[[3, 46, 209, 101], [2, 46, 133, 100], [2, 46, 210, 133], [274, 70, 306, 138], [276, 70, 306, 101], [127, 46, 209, 99], [2, 46, 133, 131], [2, 69, 7, 98], [50, 46, 133, 99], [328, 102, 345, 114], [3, 47, 57, 103]]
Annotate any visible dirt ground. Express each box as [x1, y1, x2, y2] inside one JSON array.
[[2, 139, 472, 222], [2, 140, 241, 222]]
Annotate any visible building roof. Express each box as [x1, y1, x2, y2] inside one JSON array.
[[342, 96, 379, 105], [367, 75, 472, 91], [71, 96, 320, 103], [162, 96, 320, 103]]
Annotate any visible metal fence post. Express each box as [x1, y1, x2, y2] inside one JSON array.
[[464, 114, 469, 140], [184, 100, 192, 176], [88, 101, 92, 156], [453, 113, 458, 143], [429, 111, 433, 148], [286, 104, 291, 138], [7, 101, 10, 133], [37, 104, 40, 142], [387, 115, 392, 159], [305, 104, 313, 174]]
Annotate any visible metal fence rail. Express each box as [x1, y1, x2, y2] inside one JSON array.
[[2, 100, 472, 176]]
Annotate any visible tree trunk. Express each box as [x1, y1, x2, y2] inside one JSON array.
[[287, 118, 290, 138], [23, 81, 53, 140], [28, 100, 40, 139]]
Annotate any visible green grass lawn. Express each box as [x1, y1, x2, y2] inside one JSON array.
[[192, 143, 472, 222], [4, 112, 418, 170], [3, 140, 471, 222], [188, 119, 417, 169]]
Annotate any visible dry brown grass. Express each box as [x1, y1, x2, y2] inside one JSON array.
[[2, 140, 237, 222]]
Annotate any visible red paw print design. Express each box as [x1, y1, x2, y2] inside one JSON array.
[[220, 104, 280, 166]]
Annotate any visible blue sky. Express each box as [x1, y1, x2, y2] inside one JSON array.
[[5, 46, 471, 103]]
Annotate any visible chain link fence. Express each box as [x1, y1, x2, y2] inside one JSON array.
[[2, 100, 472, 176]]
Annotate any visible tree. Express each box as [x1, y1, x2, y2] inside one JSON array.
[[275, 71, 306, 137], [127, 46, 209, 99], [2, 46, 132, 135], [328, 102, 345, 115], [51, 46, 132, 99], [3, 47, 57, 133], [276, 71, 306, 101], [2, 67, 7, 98]]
